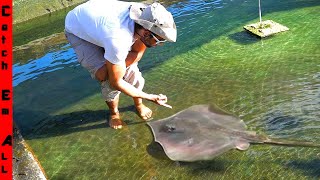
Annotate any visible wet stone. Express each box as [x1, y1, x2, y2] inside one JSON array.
[[244, 20, 289, 38]]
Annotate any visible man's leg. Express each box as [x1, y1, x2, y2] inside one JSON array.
[[124, 64, 153, 120], [105, 95, 125, 129], [100, 75, 125, 129], [66, 31, 125, 129], [95, 65, 125, 129]]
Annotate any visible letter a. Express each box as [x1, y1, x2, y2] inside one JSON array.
[[2, 135, 12, 146]]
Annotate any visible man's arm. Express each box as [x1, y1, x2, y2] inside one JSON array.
[[106, 61, 170, 107], [105, 49, 170, 107], [106, 39, 171, 107], [105, 60, 151, 99], [106, 38, 149, 98], [125, 39, 146, 67]]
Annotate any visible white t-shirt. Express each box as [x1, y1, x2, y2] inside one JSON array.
[[65, 0, 135, 65]]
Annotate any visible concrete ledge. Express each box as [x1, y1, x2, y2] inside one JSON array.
[[13, 126, 47, 180]]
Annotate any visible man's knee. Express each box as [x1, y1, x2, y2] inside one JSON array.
[[101, 81, 120, 102], [95, 65, 108, 82], [135, 77, 145, 90]]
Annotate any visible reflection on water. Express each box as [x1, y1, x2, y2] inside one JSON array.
[[13, 0, 320, 179], [13, 43, 78, 86]]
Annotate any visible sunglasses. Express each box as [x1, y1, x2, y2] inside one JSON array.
[[150, 33, 167, 45]]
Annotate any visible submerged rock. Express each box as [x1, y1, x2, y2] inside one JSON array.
[[243, 20, 289, 38]]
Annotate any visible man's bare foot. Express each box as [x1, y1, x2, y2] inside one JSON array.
[[136, 104, 153, 120], [109, 112, 125, 129]]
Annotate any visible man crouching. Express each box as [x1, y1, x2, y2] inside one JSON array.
[[65, 0, 177, 129]]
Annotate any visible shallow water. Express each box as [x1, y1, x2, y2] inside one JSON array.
[[13, 0, 320, 179]]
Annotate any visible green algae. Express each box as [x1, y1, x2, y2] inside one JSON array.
[[13, 0, 85, 24], [13, 5, 76, 47]]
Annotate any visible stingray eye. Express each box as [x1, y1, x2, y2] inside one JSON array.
[[165, 124, 176, 132], [169, 126, 176, 132]]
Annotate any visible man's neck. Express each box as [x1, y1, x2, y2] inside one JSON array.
[[134, 23, 144, 40]]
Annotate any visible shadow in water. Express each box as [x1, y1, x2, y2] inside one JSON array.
[[228, 31, 262, 45], [21, 105, 138, 140], [263, 111, 303, 136], [178, 160, 227, 174], [147, 141, 171, 161], [286, 159, 320, 178]]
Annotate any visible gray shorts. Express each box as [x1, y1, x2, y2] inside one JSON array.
[[65, 31, 145, 102]]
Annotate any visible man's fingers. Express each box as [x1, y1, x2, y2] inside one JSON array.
[[155, 94, 171, 108], [160, 103, 172, 109], [157, 94, 167, 101]]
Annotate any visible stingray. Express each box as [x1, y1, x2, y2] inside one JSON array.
[[147, 104, 320, 162]]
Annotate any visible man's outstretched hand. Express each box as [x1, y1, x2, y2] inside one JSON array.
[[148, 94, 172, 109]]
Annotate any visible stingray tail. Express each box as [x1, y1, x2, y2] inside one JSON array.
[[262, 138, 320, 148]]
